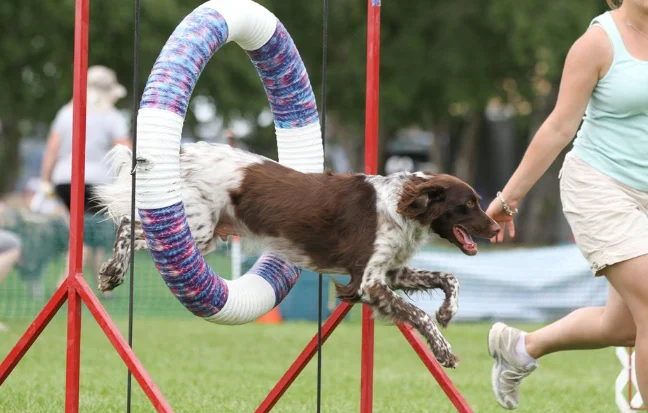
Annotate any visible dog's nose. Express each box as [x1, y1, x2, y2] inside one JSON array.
[[490, 223, 501, 234]]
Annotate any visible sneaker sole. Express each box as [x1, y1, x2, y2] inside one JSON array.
[[488, 322, 516, 410]]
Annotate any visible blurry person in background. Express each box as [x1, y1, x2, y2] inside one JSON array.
[[37, 65, 131, 295], [0, 202, 21, 332], [485, 0, 648, 409]]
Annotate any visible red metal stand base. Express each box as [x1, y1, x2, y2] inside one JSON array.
[[0, 0, 172, 409], [0, 275, 173, 413], [256, 302, 474, 413]]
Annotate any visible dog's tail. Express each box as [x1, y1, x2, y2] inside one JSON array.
[[92, 144, 136, 222], [333, 277, 363, 303]]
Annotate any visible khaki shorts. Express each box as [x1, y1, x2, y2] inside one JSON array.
[[559, 153, 648, 275]]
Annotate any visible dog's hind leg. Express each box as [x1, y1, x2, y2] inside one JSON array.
[[361, 279, 458, 368], [386, 267, 459, 328], [98, 216, 147, 292], [185, 198, 219, 255]]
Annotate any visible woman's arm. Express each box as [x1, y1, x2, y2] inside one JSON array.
[[113, 136, 132, 149], [39, 131, 62, 184], [110, 111, 132, 149], [488, 26, 612, 242]]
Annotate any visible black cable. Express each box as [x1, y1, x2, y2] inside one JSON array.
[[126, 0, 140, 410], [317, 0, 329, 410], [317, 272, 323, 413]]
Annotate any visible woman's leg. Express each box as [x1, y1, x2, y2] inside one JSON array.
[[0, 229, 21, 285], [489, 272, 636, 409], [0, 236, 21, 332], [0, 248, 20, 285], [525, 284, 635, 358], [603, 254, 648, 402]]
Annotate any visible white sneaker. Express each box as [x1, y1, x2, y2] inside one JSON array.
[[0, 321, 8, 333], [488, 322, 538, 409]]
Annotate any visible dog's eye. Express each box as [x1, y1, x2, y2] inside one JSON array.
[[466, 200, 475, 208]]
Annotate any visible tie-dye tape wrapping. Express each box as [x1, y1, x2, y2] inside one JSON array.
[[137, 3, 321, 319]]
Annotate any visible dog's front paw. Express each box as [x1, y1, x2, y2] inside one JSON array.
[[430, 339, 459, 368], [435, 306, 455, 329], [98, 261, 125, 292], [436, 352, 459, 369]]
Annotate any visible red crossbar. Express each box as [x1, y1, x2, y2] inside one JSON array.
[[0, 280, 68, 384], [398, 324, 474, 412], [74, 277, 173, 412], [255, 302, 354, 412]]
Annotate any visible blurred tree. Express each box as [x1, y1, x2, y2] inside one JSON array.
[[0, 0, 272, 192], [0, 0, 611, 245]]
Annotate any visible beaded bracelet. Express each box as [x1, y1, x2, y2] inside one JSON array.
[[496, 191, 518, 216]]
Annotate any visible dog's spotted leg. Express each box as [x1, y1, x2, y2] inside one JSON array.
[[361, 280, 458, 368], [386, 267, 459, 328], [98, 216, 147, 292]]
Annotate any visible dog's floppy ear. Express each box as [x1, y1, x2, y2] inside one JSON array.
[[397, 177, 447, 222]]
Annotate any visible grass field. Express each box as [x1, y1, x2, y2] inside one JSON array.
[[0, 316, 621, 413], [0, 237, 625, 412], [0, 250, 235, 320]]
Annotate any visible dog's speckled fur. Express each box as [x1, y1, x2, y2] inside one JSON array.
[[94, 143, 499, 367]]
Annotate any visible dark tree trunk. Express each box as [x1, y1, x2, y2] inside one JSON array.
[[423, 114, 448, 174], [516, 88, 572, 245], [329, 112, 363, 173], [0, 117, 21, 194], [452, 111, 483, 184]]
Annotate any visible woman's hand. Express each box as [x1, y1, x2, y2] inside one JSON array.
[[485, 198, 516, 243]]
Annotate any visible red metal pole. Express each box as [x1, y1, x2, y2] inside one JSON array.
[[66, 285, 83, 412], [69, 0, 89, 279], [364, 0, 380, 177], [65, 0, 90, 409], [398, 324, 473, 413], [256, 302, 354, 413], [360, 305, 375, 412], [361, 0, 380, 411]]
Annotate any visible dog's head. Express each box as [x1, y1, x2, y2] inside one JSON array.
[[396, 173, 500, 255]]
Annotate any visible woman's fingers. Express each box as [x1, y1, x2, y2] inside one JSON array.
[[490, 219, 515, 243], [508, 220, 516, 238], [497, 223, 506, 242], [491, 221, 505, 243]]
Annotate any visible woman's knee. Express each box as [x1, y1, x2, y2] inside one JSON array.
[[612, 326, 636, 347], [601, 316, 636, 347]]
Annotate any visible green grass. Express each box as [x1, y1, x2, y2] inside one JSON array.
[[0, 237, 623, 412], [0, 317, 621, 412]]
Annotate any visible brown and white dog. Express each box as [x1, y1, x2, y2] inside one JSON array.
[[94, 142, 499, 367]]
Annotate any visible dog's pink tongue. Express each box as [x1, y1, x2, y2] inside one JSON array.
[[457, 227, 474, 245]]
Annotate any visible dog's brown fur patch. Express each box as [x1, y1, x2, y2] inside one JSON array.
[[230, 161, 377, 297]]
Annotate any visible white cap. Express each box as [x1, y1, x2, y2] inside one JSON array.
[[87, 65, 127, 103]]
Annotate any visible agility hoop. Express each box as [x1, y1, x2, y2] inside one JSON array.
[[135, 0, 323, 325]]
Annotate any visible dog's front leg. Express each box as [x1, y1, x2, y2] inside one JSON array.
[[361, 278, 458, 368], [386, 267, 459, 328], [98, 216, 148, 292]]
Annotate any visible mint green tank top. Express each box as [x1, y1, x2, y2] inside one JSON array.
[[570, 11, 648, 191]]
